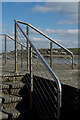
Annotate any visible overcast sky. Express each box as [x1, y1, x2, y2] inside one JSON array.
[[2, 2, 78, 49]]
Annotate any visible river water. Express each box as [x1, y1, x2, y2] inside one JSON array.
[[0, 55, 80, 65], [45, 58, 80, 65]]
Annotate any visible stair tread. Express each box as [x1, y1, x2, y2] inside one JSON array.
[[1, 94, 23, 103], [0, 111, 8, 120], [1, 108, 31, 119], [2, 76, 23, 82], [0, 81, 25, 89]]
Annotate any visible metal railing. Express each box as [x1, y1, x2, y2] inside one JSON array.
[[1, 19, 75, 119], [0, 34, 31, 73], [16, 20, 74, 69], [14, 20, 62, 120]]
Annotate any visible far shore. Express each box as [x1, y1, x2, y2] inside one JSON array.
[[43, 55, 79, 59]]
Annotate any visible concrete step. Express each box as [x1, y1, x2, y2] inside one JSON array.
[[0, 75, 40, 120], [1, 108, 31, 120], [1, 81, 25, 89], [2, 76, 23, 82], [0, 81, 25, 94], [2, 94, 23, 103], [1, 94, 23, 109]]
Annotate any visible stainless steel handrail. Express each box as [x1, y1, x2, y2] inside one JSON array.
[[16, 20, 73, 56], [0, 34, 26, 48], [14, 20, 62, 108], [0, 34, 38, 57], [16, 20, 74, 69], [0, 34, 37, 60]]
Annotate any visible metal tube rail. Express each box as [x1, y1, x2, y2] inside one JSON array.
[[0, 34, 27, 49], [14, 20, 62, 107], [5, 35, 7, 65], [26, 26, 29, 71], [16, 20, 74, 69], [16, 20, 73, 56], [0, 34, 37, 58], [1, 27, 74, 69], [15, 23, 17, 73]]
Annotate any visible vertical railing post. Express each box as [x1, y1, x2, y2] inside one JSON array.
[[72, 54, 74, 69], [27, 26, 29, 71], [5, 35, 7, 65], [50, 41, 53, 68], [15, 23, 17, 73], [21, 45, 23, 68], [30, 46, 33, 109], [57, 87, 62, 120], [58, 94, 60, 120], [37, 55, 38, 69]]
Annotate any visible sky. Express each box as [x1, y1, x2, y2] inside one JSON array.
[[2, 2, 78, 49]]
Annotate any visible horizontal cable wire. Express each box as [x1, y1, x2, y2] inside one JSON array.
[[32, 57, 58, 119]]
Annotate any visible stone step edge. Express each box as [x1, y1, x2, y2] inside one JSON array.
[[1, 108, 31, 119], [0, 81, 25, 89], [0, 71, 29, 77], [1, 94, 23, 104]]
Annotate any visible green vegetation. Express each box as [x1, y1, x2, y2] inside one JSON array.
[[39, 48, 80, 55], [68, 48, 80, 55]]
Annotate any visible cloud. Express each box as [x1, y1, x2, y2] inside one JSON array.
[[32, 2, 78, 24], [57, 20, 78, 25], [31, 27, 78, 35], [29, 28, 78, 48], [33, 2, 78, 14], [2, 27, 14, 37], [44, 28, 78, 35], [30, 37, 61, 42], [30, 29, 40, 35], [30, 37, 66, 49], [29, 35, 78, 49], [30, 37, 45, 41], [33, 5, 60, 13]]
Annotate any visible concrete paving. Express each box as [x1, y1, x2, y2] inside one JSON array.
[[0, 58, 79, 89]]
